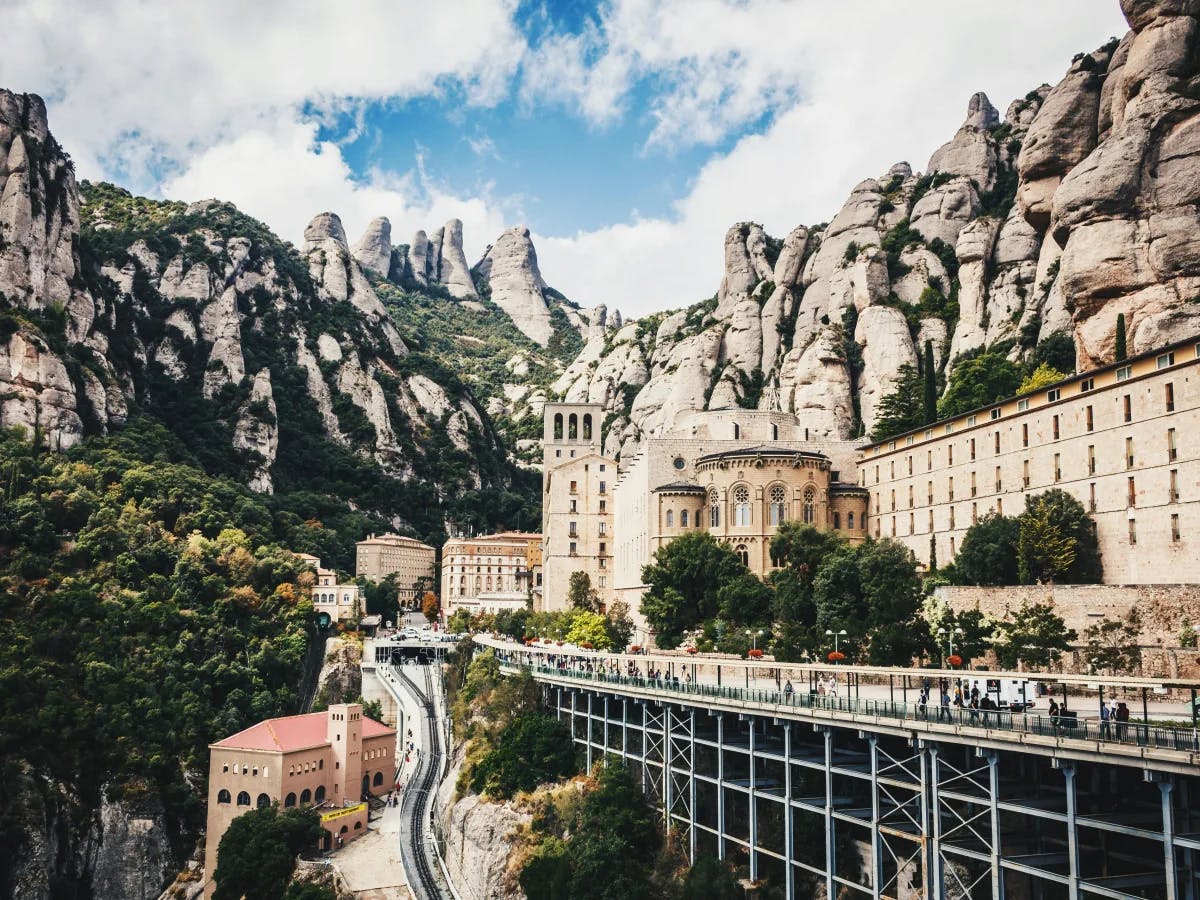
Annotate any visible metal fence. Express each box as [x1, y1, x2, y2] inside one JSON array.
[[500, 656, 1200, 754]]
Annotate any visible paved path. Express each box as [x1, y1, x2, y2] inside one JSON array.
[[332, 801, 408, 899]]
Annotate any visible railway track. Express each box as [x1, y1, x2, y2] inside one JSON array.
[[396, 662, 445, 900]]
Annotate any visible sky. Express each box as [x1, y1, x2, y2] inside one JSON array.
[[2, 0, 1128, 318]]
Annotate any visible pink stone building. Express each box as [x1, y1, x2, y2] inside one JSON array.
[[202, 703, 396, 897]]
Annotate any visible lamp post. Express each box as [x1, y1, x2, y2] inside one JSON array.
[[825, 628, 847, 663], [745, 629, 764, 652], [937, 626, 965, 668]]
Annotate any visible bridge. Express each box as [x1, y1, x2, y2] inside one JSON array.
[[475, 635, 1200, 900]]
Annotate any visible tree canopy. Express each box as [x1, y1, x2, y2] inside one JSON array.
[[937, 351, 1022, 419], [213, 806, 324, 900], [641, 532, 748, 647]]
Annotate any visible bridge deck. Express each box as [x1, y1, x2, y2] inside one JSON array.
[[477, 637, 1200, 774]]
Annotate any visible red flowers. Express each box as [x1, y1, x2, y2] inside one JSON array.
[[827, 651, 845, 662], [947, 654, 964, 667]]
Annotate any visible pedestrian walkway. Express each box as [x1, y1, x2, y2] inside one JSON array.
[[330, 799, 408, 899]]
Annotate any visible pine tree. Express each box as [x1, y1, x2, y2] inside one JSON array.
[[1115, 313, 1127, 362], [923, 340, 937, 424], [928, 535, 938, 574]]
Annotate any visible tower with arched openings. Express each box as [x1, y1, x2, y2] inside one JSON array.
[[542, 402, 617, 613]]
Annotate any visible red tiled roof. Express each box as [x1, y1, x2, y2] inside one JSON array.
[[213, 712, 395, 752]]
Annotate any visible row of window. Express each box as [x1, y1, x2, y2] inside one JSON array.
[[875, 493, 1184, 540], [222, 762, 272, 777], [550, 412, 596, 441], [878, 436, 1182, 511], [871, 382, 1180, 484], [878, 352, 1188, 454]]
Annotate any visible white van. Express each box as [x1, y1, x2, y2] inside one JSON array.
[[982, 677, 1037, 711]]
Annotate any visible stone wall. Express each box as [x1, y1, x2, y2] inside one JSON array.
[[934, 583, 1200, 676]]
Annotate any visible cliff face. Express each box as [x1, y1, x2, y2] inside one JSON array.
[[556, 0, 1200, 456], [0, 91, 515, 501]]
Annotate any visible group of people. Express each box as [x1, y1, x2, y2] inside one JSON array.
[[1097, 697, 1132, 739], [915, 678, 1003, 725], [815, 674, 840, 698]]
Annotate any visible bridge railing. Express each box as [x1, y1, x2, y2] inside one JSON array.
[[499, 656, 1200, 755]]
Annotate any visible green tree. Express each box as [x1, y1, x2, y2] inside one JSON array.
[[641, 532, 747, 647], [923, 340, 938, 424], [567, 571, 601, 612], [993, 601, 1077, 669], [1018, 490, 1102, 584], [520, 836, 572, 900], [858, 539, 928, 665], [1084, 610, 1142, 675], [955, 513, 1021, 585], [716, 571, 774, 624], [870, 365, 924, 441], [213, 806, 324, 900], [469, 712, 575, 798], [1017, 362, 1068, 396], [937, 351, 1022, 419], [811, 546, 866, 651], [604, 600, 635, 652], [285, 885, 338, 900], [565, 610, 613, 649], [682, 855, 742, 900], [1115, 313, 1127, 361]]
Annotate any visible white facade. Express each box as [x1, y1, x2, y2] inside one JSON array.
[[441, 532, 541, 617]]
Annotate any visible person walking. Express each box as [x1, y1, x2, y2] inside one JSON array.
[[1048, 699, 1060, 734], [938, 687, 951, 722], [1099, 700, 1112, 740], [917, 686, 929, 720], [1116, 702, 1130, 740]]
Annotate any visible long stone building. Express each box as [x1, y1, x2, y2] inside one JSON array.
[[859, 335, 1200, 582], [442, 531, 542, 618], [539, 336, 1200, 641]]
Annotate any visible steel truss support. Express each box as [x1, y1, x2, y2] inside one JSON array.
[[1064, 763, 1080, 900], [784, 723, 795, 900], [749, 717, 758, 882], [717, 713, 727, 861], [824, 728, 836, 900]]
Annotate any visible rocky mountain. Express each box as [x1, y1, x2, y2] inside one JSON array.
[[0, 89, 541, 543], [555, 0, 1200, 458]]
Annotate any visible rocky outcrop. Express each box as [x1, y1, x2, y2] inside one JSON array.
[[474, 226, 555, 345], [314, 636, 363, 707], [418, 218, 478, 300], [554, 3, 1200, 456], [1047, 1, 1200, 365], [232, 369, 278, 494], [350, 216, 392, 277]]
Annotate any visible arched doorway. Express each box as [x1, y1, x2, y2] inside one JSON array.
[[322, 830, 332, 852], [362, 774, 370, 797]]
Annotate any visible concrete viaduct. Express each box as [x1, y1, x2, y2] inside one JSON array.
[[476, 636, 1200, 900]]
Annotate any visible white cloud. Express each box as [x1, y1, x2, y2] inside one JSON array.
[[534, 0, 1129, 317], [2, 0, 1132, 324], [0, 0, 526, 187], [162, 114, 511, 263]]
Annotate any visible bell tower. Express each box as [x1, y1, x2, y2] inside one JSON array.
[[543, 402, 604, 469]]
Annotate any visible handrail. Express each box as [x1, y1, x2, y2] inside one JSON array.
[[473, 634, 1200, 691], [495, 657, 1200, 756]]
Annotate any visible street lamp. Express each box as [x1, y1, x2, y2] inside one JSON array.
[[745, 629, 764, 652], [937, 626, 965, 668], [825, 628, 848, 663]]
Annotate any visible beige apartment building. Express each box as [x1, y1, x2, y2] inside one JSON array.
[[203, 703, 395, 898], [442, 531, 542, 618], [355, 533, 436, 606], [297, 553, 363, 625], [860, 336, 1200, 582], [541, 403, 617, 612], [612, 409, 866, 639]]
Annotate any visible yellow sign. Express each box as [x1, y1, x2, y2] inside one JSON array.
[[321, 803, 366, 823]]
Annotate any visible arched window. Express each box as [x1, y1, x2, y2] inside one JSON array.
[[772, 423, 779, 441], [373, 772, 384, 786], [459, 576, 466, 594], [848, 512, 855, 529], [769, 485, 787, 526], [666, 509, 674, 527], [733, 486, 751, 527], [300, 789, 312, 805], [681, 509, 689, 527], [318, 759, 323, 770], [217, 789, 231, 805], [284, 793, 296, 808], [236, 791, 251, 807], [475, 576, 482, 593], [354, 821, 362, 830], [802, 486, 816, 524], [256, 793, 271, 809], [553, 413, 563, 440], [568, 413, 578, 439], [733, 423, 741, 439], [709, 489, 721, 528], [340, 825, 349, 835], [736, 544, 749, 567], [315, 785, 326, 802], [486, 576, 493, 591], [582, 414, 593, 440]]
